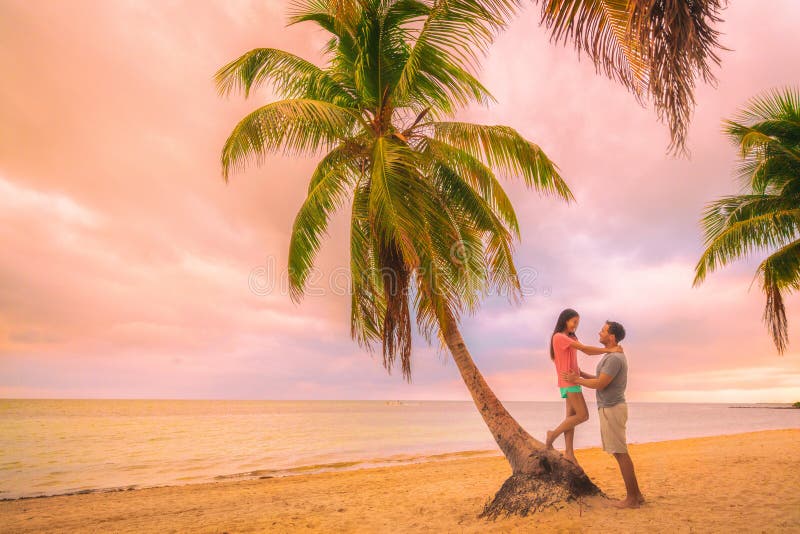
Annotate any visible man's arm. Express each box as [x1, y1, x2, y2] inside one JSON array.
[[563, 370, 614, 390], [579, 370, 596, 379]]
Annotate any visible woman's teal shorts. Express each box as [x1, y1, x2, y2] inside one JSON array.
[[559, 385, 582, 398]]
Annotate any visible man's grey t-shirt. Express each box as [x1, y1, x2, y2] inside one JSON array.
[[595, 352, 627, 408]]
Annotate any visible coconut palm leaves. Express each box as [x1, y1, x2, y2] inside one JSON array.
[[532, 0, 728, 155], [694, 87, 800, 354], [218, 99, 365, 180], [215, 0, 572, 382]]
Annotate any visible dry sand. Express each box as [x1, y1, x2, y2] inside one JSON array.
[[2, 429, 798, 533]]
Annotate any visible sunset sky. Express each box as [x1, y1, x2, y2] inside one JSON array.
[[1, 0, 798, 403]]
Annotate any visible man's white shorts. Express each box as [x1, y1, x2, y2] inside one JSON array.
[[598, 402, 628, 454]]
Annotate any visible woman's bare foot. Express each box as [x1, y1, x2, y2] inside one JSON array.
[[609, 496, 641, 509], [545, 430, 555, 450]]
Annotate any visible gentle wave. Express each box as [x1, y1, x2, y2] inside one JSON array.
[[1, 399, 798, 500]]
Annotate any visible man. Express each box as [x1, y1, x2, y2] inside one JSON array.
[[562, 320, 645, 509]]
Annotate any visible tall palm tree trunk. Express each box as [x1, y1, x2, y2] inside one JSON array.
[[442, 313, 603, 517]]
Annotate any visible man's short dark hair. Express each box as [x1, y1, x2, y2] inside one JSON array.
[[606, 320, 626, 342]]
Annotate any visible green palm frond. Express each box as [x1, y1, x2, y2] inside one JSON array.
[[427, 169, 495, 310], [392, 0, 521, 112], [220, 99, 365, 181], [288, 4, 361, 97], [413, 230, 463, 347], [420, 121, 573, 200], [729, 86, 800, 125], [396, 41, 498, 116], [758, 240, 800, 354], [288, 0, 358, 36], [419, 136, 520, 238], [693, 202, 799, 285], [727, 143, 800, 196], [213, 48, 356, 107], [757, 240, 800, 293], [432, 162, 520, 301], [368, 137, 427, 265], [288, 147, 362, 302], [696, 194, 799, 246], [350, 174, 386, 351], [695, 86, 800, 354], [723, 87, 800, 193], [730, 125, 800, 165]]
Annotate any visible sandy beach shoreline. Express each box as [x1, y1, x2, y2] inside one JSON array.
[[2, 428, 798, 533]]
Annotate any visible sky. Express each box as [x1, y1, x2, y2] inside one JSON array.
[[1, 0, 798, 403]]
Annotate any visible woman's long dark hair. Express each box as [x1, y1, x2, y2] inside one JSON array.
[[549, 308, 579, 360]]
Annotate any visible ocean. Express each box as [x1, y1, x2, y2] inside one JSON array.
[[1, 399, 798, 500]]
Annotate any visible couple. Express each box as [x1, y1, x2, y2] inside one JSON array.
[[545, 308, 644, 509]]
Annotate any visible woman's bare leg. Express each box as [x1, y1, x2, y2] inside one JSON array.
[[564, 400, 576, 460], [563, 393, 587, 464], [546, 392, 589, 454], [546, 398, 571, 449]]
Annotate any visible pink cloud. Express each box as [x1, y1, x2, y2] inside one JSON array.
[[0, 0, 798, 402]]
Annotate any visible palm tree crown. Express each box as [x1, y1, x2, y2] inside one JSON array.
[[214, 0, 573, 381], [694, 86, 800, 354]]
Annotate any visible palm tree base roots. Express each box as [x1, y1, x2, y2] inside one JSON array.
[[479, 462, 603, 519]]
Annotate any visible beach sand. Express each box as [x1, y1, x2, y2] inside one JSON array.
[[2, 429, 798, 533]]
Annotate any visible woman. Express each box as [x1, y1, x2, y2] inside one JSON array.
[[545, 308, 622, 465]]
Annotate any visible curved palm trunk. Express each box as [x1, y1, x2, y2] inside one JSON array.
[[442, 317, 542, 473], [442, 314, 603, 517]]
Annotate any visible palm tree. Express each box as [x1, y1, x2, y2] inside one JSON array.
[[215, 0, 727, 517], [529, 0, 728, 156], [694, 87, 800, 354]]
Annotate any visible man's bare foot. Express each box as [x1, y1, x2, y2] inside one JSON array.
[[545, 430, 555, 450], [637, 494, 646, 504], [609, 497, 641, 509]]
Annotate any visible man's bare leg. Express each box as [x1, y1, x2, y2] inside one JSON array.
[[610, 452, 644, 508]]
